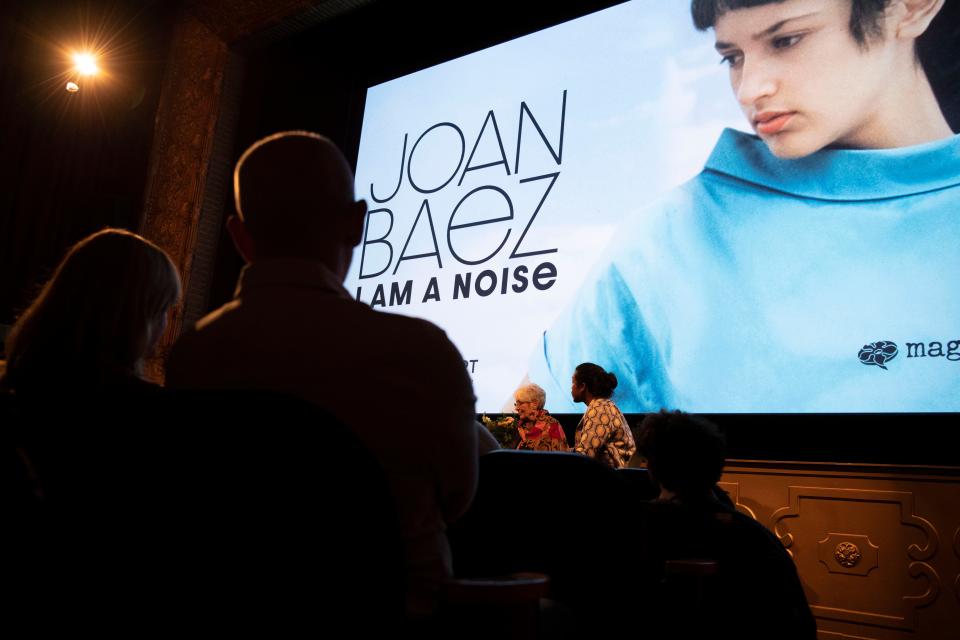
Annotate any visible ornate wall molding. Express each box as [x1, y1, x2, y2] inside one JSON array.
[[716, 480, 757, 520], [953, 526, 959, 603], [770, 486, 940, 631], [817, 534, 879, 576]]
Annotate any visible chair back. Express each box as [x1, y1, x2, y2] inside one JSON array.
[[7, 388, 406, 635], [642, 500, 816, 639], [448, 450, 654, 614], [614, 466, 659, 499]]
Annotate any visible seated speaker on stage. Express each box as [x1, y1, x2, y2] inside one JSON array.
[[513, 382, 568, 452], [570, 362, 635, 468]]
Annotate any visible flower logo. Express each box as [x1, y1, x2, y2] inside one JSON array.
[[858, 341, 898, 370]]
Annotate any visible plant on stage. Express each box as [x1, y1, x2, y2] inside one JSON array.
[[480, 414, 519, 449]]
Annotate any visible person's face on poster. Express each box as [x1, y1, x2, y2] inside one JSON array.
[[348, 0, 958, 413], [714, 0, 907, 159]]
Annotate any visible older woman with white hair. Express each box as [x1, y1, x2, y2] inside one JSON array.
[[513, 383, 568, 452]]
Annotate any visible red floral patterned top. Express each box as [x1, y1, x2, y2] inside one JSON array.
[[517, 409, 569, 452]]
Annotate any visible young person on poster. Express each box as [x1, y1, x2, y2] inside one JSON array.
[[531, 0, 960, 413]]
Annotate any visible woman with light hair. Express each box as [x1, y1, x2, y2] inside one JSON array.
[[513, 382, 568, 451], [2, 228, 181, 393]]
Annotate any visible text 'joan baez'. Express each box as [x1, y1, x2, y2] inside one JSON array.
[[355, 91, 567, 308]]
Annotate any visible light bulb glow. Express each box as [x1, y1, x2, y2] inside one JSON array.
[[73, 53, 98, 76]]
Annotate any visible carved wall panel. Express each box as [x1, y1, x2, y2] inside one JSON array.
[[817, 533, 879, 577], [716, 480, 758, 520], [770, 486, 939, 631], [720, 464, 960, 640]]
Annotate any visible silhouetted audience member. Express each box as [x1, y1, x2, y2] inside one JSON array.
[[1, 228, 180, 394], [635, 410, 816, 638], [4, 228, 181, 632], [6, 386, 406, 636], [166, 131, 478, 620], [571, 363, 635, 467], [634, 410, 734, 506]]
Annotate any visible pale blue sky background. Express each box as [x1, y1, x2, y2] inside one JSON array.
[[345, 0, 747, 411]]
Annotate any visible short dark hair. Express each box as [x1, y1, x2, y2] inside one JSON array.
[[635, 410, 726, 497], [574, 362, 618, 398], [690, 0, 890, 45]]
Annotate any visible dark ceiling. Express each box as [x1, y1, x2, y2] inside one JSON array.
[[0, 0, 178, 325]]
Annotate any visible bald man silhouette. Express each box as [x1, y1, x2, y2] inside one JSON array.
[[167, 131, 479, 618]]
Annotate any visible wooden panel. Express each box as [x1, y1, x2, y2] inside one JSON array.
[[716, 480, 758, 520], [818, 631, 878, 640], [770, 486, 940, 631], [816, 533, 879, 577], [954, 526, 960, 603], [721, 463, 959, 640]]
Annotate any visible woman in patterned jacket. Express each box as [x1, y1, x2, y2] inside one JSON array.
[[570, 362, 635, 468]]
